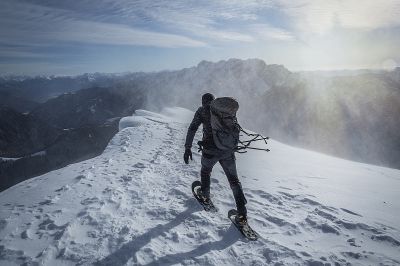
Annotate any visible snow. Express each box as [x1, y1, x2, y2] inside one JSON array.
[[89, 105, 96, 114], [0, 151, 46, 162], [0, 157, 21, 162], [31, 151, 46, 157], [0, 107, 399, 265]]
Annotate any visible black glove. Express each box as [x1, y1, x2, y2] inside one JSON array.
[[184, 148, 192, 164]]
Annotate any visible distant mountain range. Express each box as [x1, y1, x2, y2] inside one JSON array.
[[1, 59, 399, 191], [131, 59, 400, 169], [0, 72, 147, 105]]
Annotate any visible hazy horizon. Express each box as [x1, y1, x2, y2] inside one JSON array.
[[1, 57, 398, 78]]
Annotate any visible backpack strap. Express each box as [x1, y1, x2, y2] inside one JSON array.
[[235, 125, 270, 153]]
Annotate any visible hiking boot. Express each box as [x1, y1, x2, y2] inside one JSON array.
[[235, 214, 247, 226]]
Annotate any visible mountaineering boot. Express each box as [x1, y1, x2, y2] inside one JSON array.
[[235, 214, 247, 226]]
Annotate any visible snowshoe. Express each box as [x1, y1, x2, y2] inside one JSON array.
[[228, 209, 258, 241], [192, 181, 217, 212]]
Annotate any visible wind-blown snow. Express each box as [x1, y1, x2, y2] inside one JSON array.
[[0, 107, 399, 265]]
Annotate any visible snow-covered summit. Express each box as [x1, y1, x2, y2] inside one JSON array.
[[0, 107, 399, 265]]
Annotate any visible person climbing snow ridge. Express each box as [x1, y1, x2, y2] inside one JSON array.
[[184, 93, 248, 226]]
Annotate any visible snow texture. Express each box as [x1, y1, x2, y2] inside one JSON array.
[[0, 107, 399, 265]]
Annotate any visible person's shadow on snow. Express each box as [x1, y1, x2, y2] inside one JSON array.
[[95, 199, 240, 266], [143, 224, 240, 266]]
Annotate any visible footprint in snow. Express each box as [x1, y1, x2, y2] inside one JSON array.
[[55, 185, 70, 192], [38, 199, 53, 206], [75, 174, 86, 182], [102, 187, 113, 194], [133, 162, 146, 168], [21, 229, 33, 240], [347, 238, 361, 247], [87, 230, 98, 238], [80, 197, 101, 206], [38, 195, 60, 206], [120, 175, 133, 182], [211, 178, 219, 184]]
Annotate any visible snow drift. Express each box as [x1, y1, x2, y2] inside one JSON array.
[[0, 107, 399, 265]]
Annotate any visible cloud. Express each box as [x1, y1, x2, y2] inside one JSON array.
[[279, 0, 400, 34], [0, 0, 298, 49], [5, 0, 274, 45], [0, 0, 206, 48], [249, 23, 295, 41], [1, 0, 399, 73], [2, 0, 399, 47], [55, 20, 206, 48], [0, 47, 52, 59], [140, 7, 255, 43]]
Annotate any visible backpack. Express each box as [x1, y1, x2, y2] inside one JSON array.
[[210, 97, 240, 151]]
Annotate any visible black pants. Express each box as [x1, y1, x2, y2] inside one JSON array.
[[200, 151, 247, 216]]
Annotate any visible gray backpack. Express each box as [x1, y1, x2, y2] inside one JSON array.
[[210, 97, 240, 151]]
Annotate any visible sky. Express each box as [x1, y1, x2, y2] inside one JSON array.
[[0, 0, 400, 75]]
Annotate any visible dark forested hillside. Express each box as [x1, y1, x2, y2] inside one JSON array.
[[0, 86, 145, 191]]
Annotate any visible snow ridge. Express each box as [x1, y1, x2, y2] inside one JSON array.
[[0, 107, 399, 265]]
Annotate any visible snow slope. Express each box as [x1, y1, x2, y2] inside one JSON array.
[[0, 107, 399, 265]]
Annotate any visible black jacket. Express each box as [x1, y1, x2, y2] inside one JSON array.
[[185, 105, 216, 150]]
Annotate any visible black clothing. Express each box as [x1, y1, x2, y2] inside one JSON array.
[[183, 148, 192, 164], [184, 105, 216, 150], [200, 152, 247, 216], [185, 105, 248, 217], [202, 93, 215, 106]]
